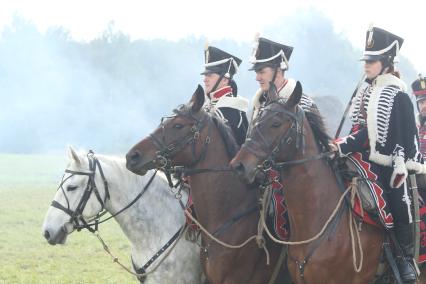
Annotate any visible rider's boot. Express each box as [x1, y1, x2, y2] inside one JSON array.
[[394, 222, 417, 283]]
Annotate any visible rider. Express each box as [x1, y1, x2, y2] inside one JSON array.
[[201, 44, 249, 146], [332, 26, 424, 283], [248, 35, 320, 241], [411, 75, 426, 156], [248, 34, 318, 122]]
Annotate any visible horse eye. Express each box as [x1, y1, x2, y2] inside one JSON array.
[[173, 123, 184, 129], [272, 121, 282, 128], [66, 185, 78, 191]]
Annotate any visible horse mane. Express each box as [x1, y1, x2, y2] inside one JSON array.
[[210, 114, 239, 159], [74, 151, 173, 197], [305, 110, 331, 152], [178, 103, 239, 159]]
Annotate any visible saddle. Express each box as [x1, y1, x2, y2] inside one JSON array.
[[342, 155, 384, 215], [337, 153, 393, 228], [339, 153, 426, 264]]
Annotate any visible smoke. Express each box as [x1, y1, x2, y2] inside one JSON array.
[[0, 11, 418, 153]]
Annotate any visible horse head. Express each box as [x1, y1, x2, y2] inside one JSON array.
[[42, 146, 110, 245], [126, 85, 210, 175], [230, 81, 304, 183]]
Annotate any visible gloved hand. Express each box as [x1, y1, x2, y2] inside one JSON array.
[[328, 143, 339, 159]]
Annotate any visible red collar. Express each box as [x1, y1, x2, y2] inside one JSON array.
[[211, 86, 233, 101]]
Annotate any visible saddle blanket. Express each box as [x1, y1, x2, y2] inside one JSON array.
[[267, 169, 290, 241], [348, 152, 426, 263]]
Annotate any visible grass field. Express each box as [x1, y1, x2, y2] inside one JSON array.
[[0, 153, 136, 283]]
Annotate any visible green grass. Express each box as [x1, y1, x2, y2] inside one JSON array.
[[0, 154, 136, 283]]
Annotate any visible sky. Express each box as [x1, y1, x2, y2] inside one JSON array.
[[0, 0, 425, 72]]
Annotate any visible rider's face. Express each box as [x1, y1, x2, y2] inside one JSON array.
[[203, 72, 220, 94], [418, 99, 426, 116], [364, 60, 383, 80], [203, 73, 228, 94], [255, 67, 275, 92]]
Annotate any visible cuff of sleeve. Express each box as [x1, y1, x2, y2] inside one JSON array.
[[390, 155, 408, 188]]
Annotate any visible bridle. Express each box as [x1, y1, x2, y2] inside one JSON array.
[[51, 150, 159, 233], [244, 100, 305, 170], [51, 150, 110, 233], [146, 107, 259, 244], [50, 150, 186, 282], [243, 100, 331, 173], [243, 100, 347, 281], [148, 107, 212, 186]]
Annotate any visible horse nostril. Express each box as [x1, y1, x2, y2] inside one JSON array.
[[44, 230, 50, 240], [128, 151, 141, 165]]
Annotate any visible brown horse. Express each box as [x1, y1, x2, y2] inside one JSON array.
[[125, 85, 291, 284], [229, 81, 396, 284]]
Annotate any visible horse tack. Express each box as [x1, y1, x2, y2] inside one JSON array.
[[51, 150, 110, 233], [256, 166, 347, 282], [148, 110, 265, 247], [151, 108, 212, 165], [95, 223, 189, 283], [52, 150, 192, 282], [149, 109, 213, 187], [128, 101, 293, 283], [158, 101, 346, 275], [257, 167, 349, 282], [232, 95, 390, 282], [245, 101, 306, 163], [286, 197, 347, 282], [52, 150, 157, 232]]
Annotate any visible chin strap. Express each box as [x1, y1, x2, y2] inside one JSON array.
[[208, 72, 226, 98]]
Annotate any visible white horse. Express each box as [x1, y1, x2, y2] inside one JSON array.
[[42, 146, 203, 284]]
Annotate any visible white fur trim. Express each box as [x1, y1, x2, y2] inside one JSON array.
[[278, 78, 297, 99], [369, 150, 393, 166], [251, 78, 297, 120], [406, 159, 426, 174], [374, 73, 407, 92], [215, 95, 249, 112], [252, 88, 263, 117], [367, 73, 406, 165]]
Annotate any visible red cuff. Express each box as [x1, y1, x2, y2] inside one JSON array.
[[393, 174, 405, 188]]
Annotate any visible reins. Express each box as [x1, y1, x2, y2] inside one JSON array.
[[51, 151, 187, 281], [51, 150, 110, 233], [147, 110, 275, 263], [83, 170, 158, 229], [247, 100, 365, 273], [96, 223, 188, 281], [52, 151, 158, 233]]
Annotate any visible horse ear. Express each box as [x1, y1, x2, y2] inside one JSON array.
[[267, 82, 279, 101], [190, 84, 205, 113], [67, 145, 81, 165], [286, 81, 303, 108]]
